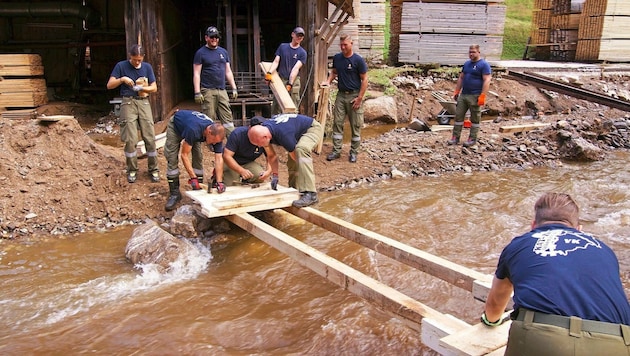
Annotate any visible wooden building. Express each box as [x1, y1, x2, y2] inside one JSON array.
[[0, 0, 357, 121]]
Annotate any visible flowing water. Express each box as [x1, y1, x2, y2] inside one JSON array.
[[1, 151, 629, 355]]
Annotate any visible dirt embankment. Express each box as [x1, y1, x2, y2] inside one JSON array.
[[1, 72, 629, 239]]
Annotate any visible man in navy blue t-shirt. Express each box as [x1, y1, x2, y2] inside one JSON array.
[[483, 192, 630, 355], [223, 117, 275, 187], [447, 44, 492, 147], [323, 33, 368, 164], [247, 114, 323, 207], [106, 44, 159, 184], [163, 110, 226, 211]]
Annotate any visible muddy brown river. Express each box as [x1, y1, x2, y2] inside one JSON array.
[[1, 151, 629, 355]]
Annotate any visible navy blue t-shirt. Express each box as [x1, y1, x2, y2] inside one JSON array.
[[274, 43, 307, 80], [496, 224, 630, 324], [109, 60, 156, 97], [226, 126, 265, 165], [332, 52, 367, 92], [193, 45, 230, 89], [172, 110, 223, 153], [263, 114, 313, 152], [460, 59, 491, 95]]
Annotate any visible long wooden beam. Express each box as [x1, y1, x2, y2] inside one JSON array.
[[283, 206, 492, 293], [226, 212, 469, 333], [507, 71, 630, 112]]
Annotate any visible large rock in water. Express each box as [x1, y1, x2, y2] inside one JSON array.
[[125, 219, 198, 272]]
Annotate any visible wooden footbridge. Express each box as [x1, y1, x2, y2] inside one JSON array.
[[186, 185, 512, 355]]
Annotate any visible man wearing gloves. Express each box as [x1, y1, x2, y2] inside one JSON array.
[[247, 114, 323, 208], [223, 117, 277, 188], [163, 110, 226, 212], [482, 192, 630, 355], [193, 26, 237, 135], [448, 44, 491, 147], [264, 26, 307, 114]]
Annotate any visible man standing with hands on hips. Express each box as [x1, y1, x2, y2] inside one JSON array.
[[448, 44, 491, 147], [106, 44, 159, 184], [323, 33, 368, 163], [193, 26, 237, 135], [264, 26, 307, 114]]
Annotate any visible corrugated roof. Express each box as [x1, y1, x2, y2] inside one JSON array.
[[328, 0, 354, 18]]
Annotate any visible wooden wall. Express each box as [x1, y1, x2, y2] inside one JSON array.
[[398, 0, 506, 65]]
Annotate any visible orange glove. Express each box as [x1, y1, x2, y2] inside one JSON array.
[[286, 83, 293, 92], [453, 89, 461, 100], [264, 72, 272, 82], [477, 93, 487, 106]]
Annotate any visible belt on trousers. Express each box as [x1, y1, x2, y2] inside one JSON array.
[[123, 96, 148, 100], [514, 309, 625, 336], [339, 90, 358, 94]]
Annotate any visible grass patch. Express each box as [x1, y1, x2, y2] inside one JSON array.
[[368, 66, 419, 96], [502, 0, 534, 59]]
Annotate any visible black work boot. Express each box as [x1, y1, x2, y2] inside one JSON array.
[[165, 178, 181, 211], [447, 136, 460, 145], [292, 192, 318, 208]]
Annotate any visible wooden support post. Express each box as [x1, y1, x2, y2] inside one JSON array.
[[259, 61, 297, 113], [315, 84, 330, 154]]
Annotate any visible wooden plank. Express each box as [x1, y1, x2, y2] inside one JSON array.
[[282, 206, 493, 293], [499, 122, 550, 133], [227, 211, 471, 333], [136, 132, 167, 157], [431, 124, 454, 132], [185, 184, 300, 218], [258, 62, 297, 114], [37, 115, 74, 122], [439, 315, 512, 356], [0, 54, 42, 66], [0, 78, 47, 93], [315, 85, 330, 154], [0, 65, 45, 76], [401, 3, 506, 35]]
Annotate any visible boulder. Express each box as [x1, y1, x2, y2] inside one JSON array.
[[363, 96, 398, 124], [125, 219, 199, 272]]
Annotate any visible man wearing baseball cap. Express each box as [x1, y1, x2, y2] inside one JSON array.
[[264, 26, 307, 114]]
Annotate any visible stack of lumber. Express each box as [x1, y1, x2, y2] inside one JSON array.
[[399, 1, 506, 65], [576, 0, 630, 62], [327, 0, 387, 61], [529, 0, 581, 61], [0, 54, 48, 110], [0, 108, 37, 120]]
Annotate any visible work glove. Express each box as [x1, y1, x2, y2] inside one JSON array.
[[188, 177, 201, 190], [231, 89, 238, 100], [215, 181, 226, 194], [194, 92, 204, 104], [480, 311, 507, 327], [264, 72, 272, 83], [286, 83, 293, 93], [477, 93, 487, 106], [132, 85, 143, 92], [270, 173, 279, 190], [453, 89, 461, 101]]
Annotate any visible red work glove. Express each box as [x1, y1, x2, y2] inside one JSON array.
[[286, 83, 293, 92], [215, 181, 226, 194], [477, 93, 487, 106], [188, 177, 201, 190], [453, 89, 461, 101]]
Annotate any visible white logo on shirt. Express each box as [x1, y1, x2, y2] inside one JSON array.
[[531, 229, 601, 257]]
